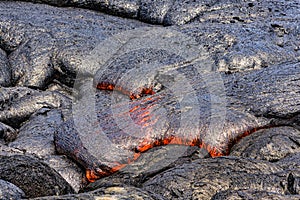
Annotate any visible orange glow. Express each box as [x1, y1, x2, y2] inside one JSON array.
[[93, 81, 277, 182], [133, 152, 141, 161], [138, 143, 154, 152], [129, 105, 139, 112], [86, 169, 101, 183], [96, 83, 115, 91], [136, 136, 202, 153], [85, 125, 274, 182], [141, 88, 155, 95], [110, 164, 127, 173], [140, 115, 151, 123], [96, 82, 155, 100]]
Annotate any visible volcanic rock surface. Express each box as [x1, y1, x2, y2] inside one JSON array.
[[0, 0, 299, 199]]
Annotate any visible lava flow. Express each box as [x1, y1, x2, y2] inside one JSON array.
[[88, 82, 247, 182]]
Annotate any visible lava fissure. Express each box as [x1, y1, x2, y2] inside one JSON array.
[[96, 82, 156, 100]]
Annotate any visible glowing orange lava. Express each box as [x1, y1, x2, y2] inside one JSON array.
[[89, 82, 272, 182]]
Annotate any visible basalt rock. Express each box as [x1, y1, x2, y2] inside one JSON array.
[[83, 146, 209, 191], [0, 154, 74, 198], [31, 186, 160, 200], [0, 88, 70, 128], [7, 108, 83, 192], [0, 179, 25, 200], [230, 126, 300, 161], [211, 189, 300, 200], [0, 122, 17, 143], [0, 1, 147, 89], [277, 153, 300, 170], [0, 48, 11, 87], [9, 108, 64, 157], [0, 1, 299, 89], [8, 33, 56, 88], [12, 0, 300, 27], [142, 156, 300, 199], [0, 0, 299, 199]]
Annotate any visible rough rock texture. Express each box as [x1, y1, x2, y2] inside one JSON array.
[[142, 157, 300, 199], [231, 126, 300, 161], [0, 0, 299, 199], [13, 0, 300, 28], [9, 108, 63, 157], [0, 48, 11, 86], [0, 1, 298, 88], [82, 145, 209, 190], [0, 179, 25, 200], [0, 121, 17, 143], [212, 189, 300, 200], [0, 87, 71, 127], [7, 108, 83, 192], [0, 1, 147, 89], [0, 155, 74, 198]]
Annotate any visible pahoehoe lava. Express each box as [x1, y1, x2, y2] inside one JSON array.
[[54, 62, 300, 182]]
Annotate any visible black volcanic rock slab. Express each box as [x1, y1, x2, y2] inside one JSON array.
[[11, 0, 300, 27], [0, 48, 11, 87], [9, 108, 64, 157], [82, 146, 209, 191], [142, 156, 299, 199], [180, 21, 299, 72], [212, 189, 300, 200], [6, 108, 83, 192], [0, 88, 71, 128], [0, 155, 74, 198], [0, 1, 298, 90], [0, 179, 25, 200], [0, 1, 147, 88], [0, 122, 17, 143], [55, 61, 300, 182], [31, 186, 159, 200], [231, 126, 300, 161]]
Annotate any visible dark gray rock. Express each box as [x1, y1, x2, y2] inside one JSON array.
[[0, 86, 38, 103], [7, 108, 83, 192], [0, 1, 147, 88], [0, 48, 11, 86], [83, 145, 209, 191], [9, 108, 63, 157], [181, 22, 299, 71], [212, 189, 300, 200], [139, 0, 173, 24], [9, 33, 56, 88], [43, 155, 84, 193], [0, 154, 74, 198], [0, 1, 299, 199], [0, 1, 298, 89], [0, 88, 71, 128], [9, 0, 300, 28], [20, 0, 141, 19], [55, 61, 300, 183], [0, 122, 17, 143], [0, 142, 24, 156], [225, 62, 300, 118], [0, 179, 25, 200], [276, 153, 300, 178], [163, 0, 215, 25], [142, 156, 298, 199], [230, 127, 300, 161], [32, 186, 160, 200]]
